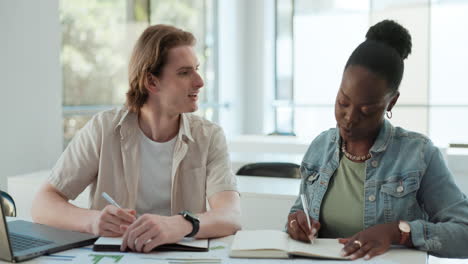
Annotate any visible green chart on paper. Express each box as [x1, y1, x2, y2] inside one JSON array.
[[89, 254, 124, 264]]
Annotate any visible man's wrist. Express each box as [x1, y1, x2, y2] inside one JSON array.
[[178, 210, 200, 237], [176, 215, 193, 237], [87, 210, 101, 235]]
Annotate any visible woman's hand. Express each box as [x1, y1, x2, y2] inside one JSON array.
[[120, 214, 192, 253], [90, 205, 136, 237], [286, 210, 320, 242], [338, 222, 400, 260]]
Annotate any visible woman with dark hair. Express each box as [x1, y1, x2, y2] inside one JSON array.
[[286, 20, 468, 259]]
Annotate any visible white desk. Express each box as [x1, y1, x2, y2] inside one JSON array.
[[6, 172, 467, 264], [237, 175, 300, 196], [2, 218, 429, 264]]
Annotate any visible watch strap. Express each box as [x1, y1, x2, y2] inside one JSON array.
[[179, 210, 200, 237], [399, 230, 410, 245], [398, 221, 411, 245]]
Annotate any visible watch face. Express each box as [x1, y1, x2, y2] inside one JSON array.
[[182, 210, 200, 221], [399, 221, 411, 233], [187, 211, 200, 221]]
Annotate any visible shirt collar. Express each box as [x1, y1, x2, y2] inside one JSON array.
[[114, 106, 133, 134], [114, 108, 195, 143], [178, 113, 195, 143]]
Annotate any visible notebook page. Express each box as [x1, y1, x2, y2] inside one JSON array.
[[176, 237, 209, 249], [287, 237, 345, 259], [230, 230, 289, 251]]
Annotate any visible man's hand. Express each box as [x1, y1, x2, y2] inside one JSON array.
[[338, 222, 400, 260], [90, 205, 136, 237], [286, 210, 320, 242], [120, 214, 192, 253]]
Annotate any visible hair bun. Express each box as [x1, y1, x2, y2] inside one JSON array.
[[365, 20, 412, 60]]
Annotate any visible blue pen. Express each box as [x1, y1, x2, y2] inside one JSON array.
[[101, 192, 122, 209]]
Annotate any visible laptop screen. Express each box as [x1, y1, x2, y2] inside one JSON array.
[[0, 201, 13, 261]]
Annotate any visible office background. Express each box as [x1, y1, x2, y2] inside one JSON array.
[[1, 0, 467, 192]]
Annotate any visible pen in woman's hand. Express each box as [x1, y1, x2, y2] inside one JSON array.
[[300, 194, 315, 242]]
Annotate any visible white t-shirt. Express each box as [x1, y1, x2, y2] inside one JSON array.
[[135, 128, 176, 216]]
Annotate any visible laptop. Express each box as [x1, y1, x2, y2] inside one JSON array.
[[0, 202, 98, 262]]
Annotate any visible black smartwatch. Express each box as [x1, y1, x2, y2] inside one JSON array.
[[178, 210, 200, 237]]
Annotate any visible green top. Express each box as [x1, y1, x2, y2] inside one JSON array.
[[319, 155, 366, 238]]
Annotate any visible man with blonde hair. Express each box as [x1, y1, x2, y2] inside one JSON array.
[[32, 24, 241, 253]]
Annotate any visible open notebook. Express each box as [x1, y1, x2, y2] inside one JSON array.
[[93, 237, 209, 252], [230, 230, 346, 260]]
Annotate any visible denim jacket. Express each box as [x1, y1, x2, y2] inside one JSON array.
[[290, 119, 468, 258]]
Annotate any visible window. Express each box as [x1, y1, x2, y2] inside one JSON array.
[[275, 0, 468, 147], [430, 0, 468, 146], [60, 0, 217, 146], [275, 0, 369, 138]]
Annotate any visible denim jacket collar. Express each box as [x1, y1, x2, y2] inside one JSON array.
[[370, 119, 394, 154], [331, 119, 394, 154]]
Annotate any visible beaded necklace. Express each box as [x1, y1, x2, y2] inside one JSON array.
[[341, 142, 371, 162]]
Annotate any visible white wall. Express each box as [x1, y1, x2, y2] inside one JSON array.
[[218, 0, 276, 135], [241, 0, 276, 134], [217, 0, 245, 135], [0, 0, 62, 190]]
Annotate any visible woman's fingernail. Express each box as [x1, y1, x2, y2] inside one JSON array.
[[364, 254, 370, 260], [340, 250, 346, 257], [311, 228, 317, 235]]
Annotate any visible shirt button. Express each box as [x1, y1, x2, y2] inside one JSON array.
[[307, 174, 318, 182], [397, 186, 404, 193], [368, 195, 376, 202], [371, 160, 378, 167]]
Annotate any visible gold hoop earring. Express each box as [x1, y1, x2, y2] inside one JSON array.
[[386, 111, 393, 119]]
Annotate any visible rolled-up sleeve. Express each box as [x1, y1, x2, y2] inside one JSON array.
[[289, 168, 307, 215], [205, 126, 238, 198], [48, 115, 102, 200], [410, 144, 468, 258]]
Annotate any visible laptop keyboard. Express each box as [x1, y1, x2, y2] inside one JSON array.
[[10, 233, 53, 252]]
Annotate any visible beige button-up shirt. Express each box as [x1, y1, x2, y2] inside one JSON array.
[[49, 107, 238, 215]]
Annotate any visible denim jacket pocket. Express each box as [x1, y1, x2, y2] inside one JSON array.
[[380, 173, 422, 221]]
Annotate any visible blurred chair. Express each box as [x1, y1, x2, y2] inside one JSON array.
[[236, 162, 301, 178], [0, 191, 16, 217], [268, 131, 297, 136]]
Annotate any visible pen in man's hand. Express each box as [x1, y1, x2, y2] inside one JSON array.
[[102, 192, 122, 209]]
